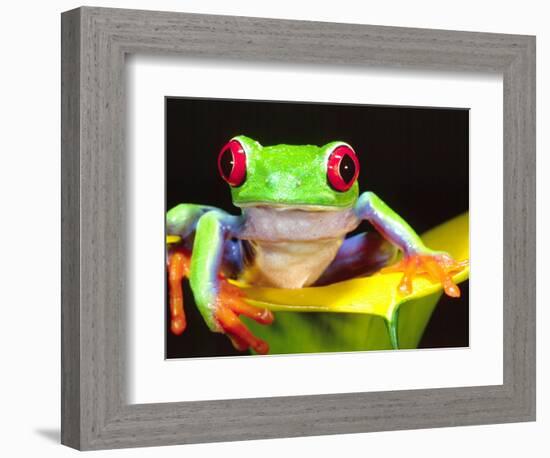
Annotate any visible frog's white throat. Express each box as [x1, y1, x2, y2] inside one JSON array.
[[237, 205, 361, 289], [239, 205, 360, 243]]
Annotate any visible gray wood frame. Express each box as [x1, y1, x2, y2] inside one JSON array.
[[61, 6, 536, 450]]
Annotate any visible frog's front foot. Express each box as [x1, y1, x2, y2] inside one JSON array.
[[214, 278, 274, 354], [382, 251, 468, 298]]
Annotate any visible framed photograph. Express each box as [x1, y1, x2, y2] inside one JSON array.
[[163, 96, 469, 360], [61, 6, 535, 450]]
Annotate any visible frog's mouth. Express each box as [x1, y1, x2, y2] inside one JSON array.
[[238, 204, 361, 242], [237, 202, 346, 212]]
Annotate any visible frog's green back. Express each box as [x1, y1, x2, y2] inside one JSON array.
[[230, 135, 359, 208]]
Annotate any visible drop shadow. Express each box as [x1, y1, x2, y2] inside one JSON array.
[[35, 428, 60, 443]]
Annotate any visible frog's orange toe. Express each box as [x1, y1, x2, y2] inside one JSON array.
[[170, 316, 186, 335], [383, 253, 467, 298], [227, 334, 251, 352], [444, 282, 461, 298], [215, 279, 273, 354], [219, 280, 274, 324], [383, 256, 417, 295], [216, 304, 271, 355]]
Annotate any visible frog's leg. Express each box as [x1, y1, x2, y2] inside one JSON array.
[[189, 210, 274, 354], [167, 205, 273, 352], [166, 237, 245, 336], [354, 192, 467, 297], [314, 232, 397, 286], [166, 204, 217, 335]]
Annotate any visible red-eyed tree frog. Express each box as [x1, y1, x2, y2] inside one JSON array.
[[166, 136, 465, 354]]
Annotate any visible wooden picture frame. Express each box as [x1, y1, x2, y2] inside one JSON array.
[[61, 6, 536, 450]]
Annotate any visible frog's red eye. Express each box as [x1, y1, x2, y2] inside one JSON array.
[[218, 139, 247, 187], [326, 144, 359, 192]]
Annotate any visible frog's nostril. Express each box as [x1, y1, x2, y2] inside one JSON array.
[[289, 178, 301, 188]]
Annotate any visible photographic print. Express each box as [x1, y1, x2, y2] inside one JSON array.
[[165, 97, 469, 359]]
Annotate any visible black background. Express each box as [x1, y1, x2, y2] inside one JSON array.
[[166, 97, 469, 359]]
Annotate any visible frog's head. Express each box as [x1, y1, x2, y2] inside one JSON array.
[[217, 135, 360, 209]]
